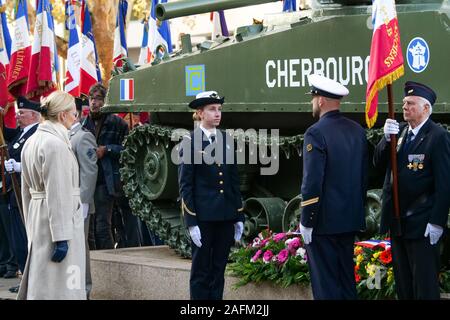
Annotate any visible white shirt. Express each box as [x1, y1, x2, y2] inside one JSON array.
[[19, 122, 39, 139], [199, 124, 217, 144], [408, 117, 429, 141]]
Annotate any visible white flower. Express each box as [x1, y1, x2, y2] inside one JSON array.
[[296, 247, 306, 258], [300, 259, 307, 265]]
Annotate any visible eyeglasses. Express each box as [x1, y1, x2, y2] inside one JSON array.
[[16, 110, 34, 116], [89, 95, 104, 101]]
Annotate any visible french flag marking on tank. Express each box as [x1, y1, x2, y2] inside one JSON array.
[[120, 78, 134, 101]]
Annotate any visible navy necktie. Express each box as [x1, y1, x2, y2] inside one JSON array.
[[403, 130, 415, 152], [210, 134, 215, 144]]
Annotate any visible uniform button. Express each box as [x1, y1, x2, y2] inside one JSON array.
[[219, 172, 223, 176], [217, 164, 221, 167], [220, 190, 224, 193], [219, 181, 224, 184]]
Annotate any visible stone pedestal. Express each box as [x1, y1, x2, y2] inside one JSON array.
[[90, 246, 312, 300]]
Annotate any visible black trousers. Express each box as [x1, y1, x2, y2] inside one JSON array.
[[190, 221, 234, 300], [0, 195, 17, 272], [9, 204, 28, 273], [391, 236, 441, 300], [306, 232, 357, 300]]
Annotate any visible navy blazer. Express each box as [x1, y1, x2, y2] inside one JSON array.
[[300, 110, 368, 234], [178, 128, 244, 227], [374, 119, 450, 238], [4, 124, 39, 206]]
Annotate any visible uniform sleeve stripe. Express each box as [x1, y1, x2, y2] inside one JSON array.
[[182, 199, 196, 216], [301, 197, 319, 207]]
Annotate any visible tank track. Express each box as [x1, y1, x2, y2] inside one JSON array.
[[119, 124, 386, 257]]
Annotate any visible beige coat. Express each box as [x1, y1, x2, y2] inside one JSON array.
[[18, 121, 86, 300]]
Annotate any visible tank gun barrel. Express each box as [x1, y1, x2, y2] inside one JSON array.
[[156, 0, 279, 21]]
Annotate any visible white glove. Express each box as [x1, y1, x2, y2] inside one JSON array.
[[234, 222, 244, 241], [383, 119, 399, 142], [188, 225, 202, 248], [82, 203, 89, 219], [4, 159, 21, 173], [300, 223, 313, 245], [424, 223, 443, 245]]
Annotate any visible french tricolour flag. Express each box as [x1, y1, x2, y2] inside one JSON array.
[[26, 0, 58, 98], [0, 0, 16, 128], [79, 0, 101, 97], [0, 0, 12, 107], [7, 0, 31, 97], [138, 0, 171, 65], [120, 79, 134, 101], [113, 0, 128, 68], [355, 239, 391, 250], [64, 0, 81, 96]]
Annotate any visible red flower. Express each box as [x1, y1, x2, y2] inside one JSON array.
[[379, 248, 392, 265], [354, 265, 361, 283]]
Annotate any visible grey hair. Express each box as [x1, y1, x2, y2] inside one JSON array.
[[418, 96, 432, 115]]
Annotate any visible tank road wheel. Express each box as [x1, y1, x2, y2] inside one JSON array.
[[120, 125, 191, 257], [243, 197, 286, 240], [282, 195, 302, 232]]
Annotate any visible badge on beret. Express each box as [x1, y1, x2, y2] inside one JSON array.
[[13, 143, 20, 149], [306, 144, 313, 152]]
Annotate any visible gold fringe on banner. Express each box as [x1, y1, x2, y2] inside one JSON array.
[[365, 65, 404, 129]]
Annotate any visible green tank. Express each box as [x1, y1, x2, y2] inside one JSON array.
[[103, 0, 450, 257]]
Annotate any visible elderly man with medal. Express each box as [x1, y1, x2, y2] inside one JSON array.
[[374, 81, 450, 299]]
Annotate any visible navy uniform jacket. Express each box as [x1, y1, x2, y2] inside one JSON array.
[[300, 110, 367, 234], [4, 125, 39, 200], [374, 119, 450, 238], [178, 128, 244, 227]]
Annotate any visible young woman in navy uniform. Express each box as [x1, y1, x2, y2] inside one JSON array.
[[374, 81, 450, 299], [178, 91, 244, 300]]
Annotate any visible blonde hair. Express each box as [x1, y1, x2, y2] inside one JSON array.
[[40, 91, 75, 122], [192, 111, 201, 122]]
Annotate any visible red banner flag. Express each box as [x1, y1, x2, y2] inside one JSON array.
[[365, 0, 404, 128]]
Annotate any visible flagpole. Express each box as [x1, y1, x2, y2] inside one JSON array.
[[387, 84, 401, 236]]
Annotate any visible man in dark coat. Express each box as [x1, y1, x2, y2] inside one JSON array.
[[1, 97, 40, 291], [374, 81, 450, 299], [300, 74, 368, 300], [82, 83, 140, 249], [178, 91, 245, 300]]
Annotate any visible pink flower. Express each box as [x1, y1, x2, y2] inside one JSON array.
[[287, 237, 301, 253], [260, 239, 269, 247], [273, 233, 286, 243], [263, 250, 274, 263], [277, 249, 289, 264], [251, 250, 263, 262]]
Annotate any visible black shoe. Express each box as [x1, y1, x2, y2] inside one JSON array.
[[3, 270, 17, 278], [0, 266, 6, 277], [8, 285, 19, 293]]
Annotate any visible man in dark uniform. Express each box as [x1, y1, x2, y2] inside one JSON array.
[[300, 74, 368, 300], [374, 81, 450, 299], [178, 91, 245, 300], [1, 96, 40, 291]]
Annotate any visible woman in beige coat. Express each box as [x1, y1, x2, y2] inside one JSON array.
[[18, 91, 86, 300]]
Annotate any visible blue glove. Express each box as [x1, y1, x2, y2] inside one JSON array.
[[51, 241, 69, 263]]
